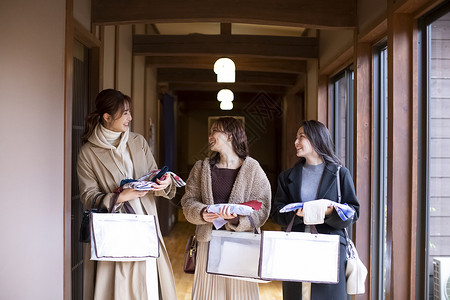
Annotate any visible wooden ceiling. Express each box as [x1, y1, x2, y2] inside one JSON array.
[[92, 0, 356, 95]]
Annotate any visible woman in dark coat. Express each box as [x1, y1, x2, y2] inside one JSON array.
[[271, 120, 360, 300]]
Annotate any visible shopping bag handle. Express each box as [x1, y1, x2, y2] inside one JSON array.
[[248, 215, 259, 234], [286, 213, 318, 234]]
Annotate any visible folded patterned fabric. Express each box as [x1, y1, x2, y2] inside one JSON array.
[[303, 199, 330, 225], [206, 200, 262, 216], [279, 199, 355, 222], [206, 201, 262, 229], [121, 169, 186, 191]]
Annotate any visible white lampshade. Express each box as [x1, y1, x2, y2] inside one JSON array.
[[217, 89, 234, 102], [217, 72, 235, 83], [214, 58, 235, 83], [220, 100, 233, 110], [214, 58, 235, 74]]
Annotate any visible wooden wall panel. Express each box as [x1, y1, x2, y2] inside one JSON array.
[[387, 12, 415, 300], [317, 75, 329, 126], [354, 41, 372, 300]]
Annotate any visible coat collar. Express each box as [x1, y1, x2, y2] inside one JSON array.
[[287, 160, 339, 202]]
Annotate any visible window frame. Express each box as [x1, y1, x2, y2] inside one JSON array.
[[372, 40, 388, 300], [330, 65, 354, 173]]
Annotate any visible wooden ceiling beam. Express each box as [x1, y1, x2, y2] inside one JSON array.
[[146, 56, 306, 74], [157, 68, 298, 86], [166, 82, 287, 94], [134, 34, 318, 60], [92, 0, 356, 29]]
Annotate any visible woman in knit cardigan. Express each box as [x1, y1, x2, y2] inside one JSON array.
[[77, 89, 177, 300], [181, 117, 272, 300]]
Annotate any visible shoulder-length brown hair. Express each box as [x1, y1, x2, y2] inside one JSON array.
[[81, 89, 132, 143], [210, 117, 249, 165]]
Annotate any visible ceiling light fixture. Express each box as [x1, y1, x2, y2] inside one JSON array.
[[220, 100, 233, 110], [217, 89, 234, 102], [214, 58, 235, 83]]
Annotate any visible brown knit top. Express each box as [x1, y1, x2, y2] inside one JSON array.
[[210, 165, 240, 204]]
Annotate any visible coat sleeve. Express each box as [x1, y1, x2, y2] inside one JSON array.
[[226, 164, 271, 232], [77, 147, 115, 211], [271, 170, 304, 228], [324, 167, 360, 229], [181, 161, 209, 225], [142, 136, 176, 199]]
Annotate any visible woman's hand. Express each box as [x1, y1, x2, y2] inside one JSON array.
[[296, 208, 304, 217], [218, 206, 238, 220], [202, 209, 219, 223], [325, 206, 334, 216], [117, 188, 149, 203], [152, 174, 171, 191]]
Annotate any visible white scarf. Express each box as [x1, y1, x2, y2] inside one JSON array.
[[88, 124, 133, 179]]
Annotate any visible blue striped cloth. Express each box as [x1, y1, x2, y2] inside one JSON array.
[[279, 200, 355, 222]]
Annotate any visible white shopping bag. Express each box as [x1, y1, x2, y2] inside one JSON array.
[[90, 213, 159, 261], [207, 230, 269, 283], [259, 230, 340, 283]]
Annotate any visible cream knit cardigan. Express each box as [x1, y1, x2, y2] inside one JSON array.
[[181, 157, 272, 242]]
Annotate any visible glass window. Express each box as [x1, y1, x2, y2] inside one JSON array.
[[421, 4, 450, 300], [330, 66, 354, 173]]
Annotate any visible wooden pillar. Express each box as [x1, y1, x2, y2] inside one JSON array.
[[387, 12, 415, 299], [64, 1, 74, 298], [306, 59, 318, 120], [354, 41, 372, 300], [283, 93, 305, 170], [317, 75, 329, 126]]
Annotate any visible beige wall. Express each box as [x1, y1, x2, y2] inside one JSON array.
[[103, 25, 116, 89], [145, 67, 159, 160], [117, 25, 133, 95], [132, 24, 147, 136], [74, 0, 91, 30], [0, 0, 66, 299]]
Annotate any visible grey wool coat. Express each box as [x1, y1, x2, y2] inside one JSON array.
[[77, 132, 177, 300], [181, 157, 272, 242]]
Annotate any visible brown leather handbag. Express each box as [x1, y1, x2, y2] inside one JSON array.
[[184, 235, 197, 274]]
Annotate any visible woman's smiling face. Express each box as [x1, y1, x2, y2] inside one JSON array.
[[104, 102, 132, 132], [294, 127, 316, 158], [208, 124, 231, 153]]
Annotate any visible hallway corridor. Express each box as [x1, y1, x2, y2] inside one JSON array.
[[163, 210, 283, 300]]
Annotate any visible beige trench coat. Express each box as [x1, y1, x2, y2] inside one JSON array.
[[77, 132, 177, 300]]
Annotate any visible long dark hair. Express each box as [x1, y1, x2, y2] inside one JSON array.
[[299, 120, 342, 166], [210, 117, 249, 165], [81, 89, 132, 143]]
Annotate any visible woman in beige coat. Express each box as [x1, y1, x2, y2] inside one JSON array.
[[77, 89, 177, 300], [181, 117, 271, 300]]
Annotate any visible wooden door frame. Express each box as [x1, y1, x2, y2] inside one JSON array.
[[64, 1, 102, 297]]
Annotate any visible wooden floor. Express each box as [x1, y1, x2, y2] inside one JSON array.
[[163, 210, 283, 300]]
